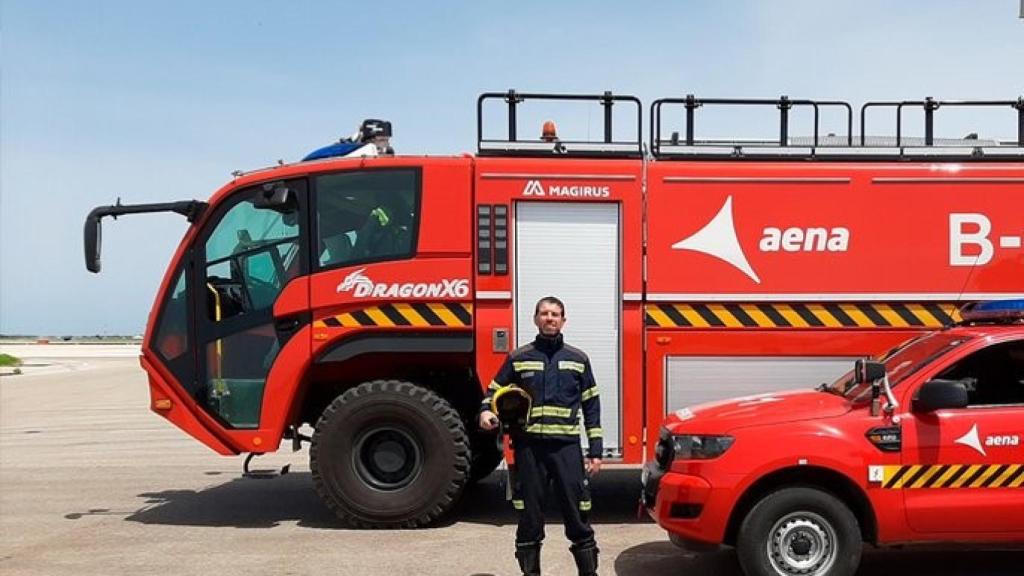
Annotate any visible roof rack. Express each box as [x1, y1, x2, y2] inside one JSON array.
[[477, 90, 643, 158], [651, 95, 1024, 161]]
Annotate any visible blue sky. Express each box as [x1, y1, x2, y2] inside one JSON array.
[[2, 0, 1022, 335]]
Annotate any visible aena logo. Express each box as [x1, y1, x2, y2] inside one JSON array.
[[953, 424, 1020, 456], [670, 196, 850, 284], [336, 268, 469, 298]]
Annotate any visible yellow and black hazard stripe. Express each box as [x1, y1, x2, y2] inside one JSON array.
[[645, 302, 961, 329], [877, 463, 1024, 489], [314, 303, 473, 328]]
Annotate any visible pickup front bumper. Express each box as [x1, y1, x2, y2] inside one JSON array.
[[641, 461, 730, 547]]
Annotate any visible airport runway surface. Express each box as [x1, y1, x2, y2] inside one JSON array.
[[0, 345, 1020, 575]]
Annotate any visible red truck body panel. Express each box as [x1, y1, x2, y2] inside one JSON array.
[[136, 153, 1023, 465]]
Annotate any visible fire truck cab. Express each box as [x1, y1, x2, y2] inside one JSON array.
[[84, 92, 1024, 529], [643, 300, 1024, 576]]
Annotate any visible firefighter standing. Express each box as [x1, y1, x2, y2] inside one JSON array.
[[479, 296, 602, 576]]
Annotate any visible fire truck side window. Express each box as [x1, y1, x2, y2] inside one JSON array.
[[935, 341, 1024, 407], [203, 195, 301, 321], [314, 169, 419, 270], [152, 266, 195, 393], [155, 269, 188, 359]]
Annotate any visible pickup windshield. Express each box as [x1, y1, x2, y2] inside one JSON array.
[[826, 332, 973, 401]]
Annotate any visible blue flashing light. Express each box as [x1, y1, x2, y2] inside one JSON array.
[[303, 142, 363, 162], [973, 300, 1024, 312], [959, 299, 1024, 322]]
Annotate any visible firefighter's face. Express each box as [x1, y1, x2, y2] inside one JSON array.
[[534, 302, 565, 336]]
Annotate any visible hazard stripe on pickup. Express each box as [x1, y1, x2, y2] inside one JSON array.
[[315, 303, 473, 328], [878, 464, 1024, 489], [645, 302, 961, 329]]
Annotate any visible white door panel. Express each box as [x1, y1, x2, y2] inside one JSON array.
[[666, 356, 857, 411], [515, 202, 620, 453]]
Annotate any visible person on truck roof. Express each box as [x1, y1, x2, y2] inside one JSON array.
[[479, 296, 602, 576]]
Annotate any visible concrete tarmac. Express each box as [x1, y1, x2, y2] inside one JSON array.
[[0, 346, 1021, 575]]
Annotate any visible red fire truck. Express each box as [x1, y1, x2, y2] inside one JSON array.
[[642, 300, 1024, 576], [84, 92, 1024, 528]]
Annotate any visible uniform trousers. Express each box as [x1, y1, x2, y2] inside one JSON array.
[[512, 437, 594, 546]]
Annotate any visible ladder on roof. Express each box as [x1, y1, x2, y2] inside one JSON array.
[[650, 96, 1024, 161], [476, 90, 1024, 161]]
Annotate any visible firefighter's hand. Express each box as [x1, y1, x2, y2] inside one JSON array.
[[479, 410, 499, 431], [586, 457, 602, 477]]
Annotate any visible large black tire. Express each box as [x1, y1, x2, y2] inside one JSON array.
[[737, 487, 862, 576], [310, 380, 470, 528], [468, 430, 504, 483]]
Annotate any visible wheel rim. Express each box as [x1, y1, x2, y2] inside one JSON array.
[[352, 426, 422, 491], [766, 511, 838, 576]]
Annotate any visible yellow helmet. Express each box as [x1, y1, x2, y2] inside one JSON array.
[[491, 385, 532, 429]]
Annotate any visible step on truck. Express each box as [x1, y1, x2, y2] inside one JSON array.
[[84, 92, 1024, 528]]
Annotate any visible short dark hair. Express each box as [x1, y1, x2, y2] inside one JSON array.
[[534, 296, 565, 317]]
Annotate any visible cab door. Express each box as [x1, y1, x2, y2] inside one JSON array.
[[900, 337, 1024, 534], [193, 179, 310, 429]]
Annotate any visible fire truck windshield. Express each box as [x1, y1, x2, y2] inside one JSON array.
[[826, 332, 973, 401]]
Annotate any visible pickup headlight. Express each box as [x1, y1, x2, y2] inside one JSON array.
[[669, 434, 735, 461]]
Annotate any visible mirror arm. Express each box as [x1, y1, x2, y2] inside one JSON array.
[[84, 199, 207, 273], [91, 199, 207, 223], [882, 375, 900, 414]]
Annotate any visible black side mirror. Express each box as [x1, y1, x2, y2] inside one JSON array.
[[913, 379, 969, 412], [84, 208, 104, 273], [854, 359, 886, 384], [254, 183, 296, 213]]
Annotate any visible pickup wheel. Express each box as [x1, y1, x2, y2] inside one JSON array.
[[737, 487, 861, 576], [310, 380, 470, 528]]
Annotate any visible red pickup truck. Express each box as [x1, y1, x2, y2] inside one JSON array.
[[643, 300, 1024, 576]]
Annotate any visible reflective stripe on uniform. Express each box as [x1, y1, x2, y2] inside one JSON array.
[[530, 405, 573, 419], [581, 387, 599, 401], [513, 361, 545, 372], [371, 207, 390, 226], [512, 499, 525, 510], [579, 500, 592, 512], [586, 427, 603, 439], [525, 423, 580, 436], [558, 360, 585, 373]]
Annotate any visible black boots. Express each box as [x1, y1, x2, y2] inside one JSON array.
[[516, 540, 598, 575], [515, 541, 541, 576], [570, 541, 599, 576]]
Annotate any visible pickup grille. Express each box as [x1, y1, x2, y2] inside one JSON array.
[[654, 428, 674, 469]]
